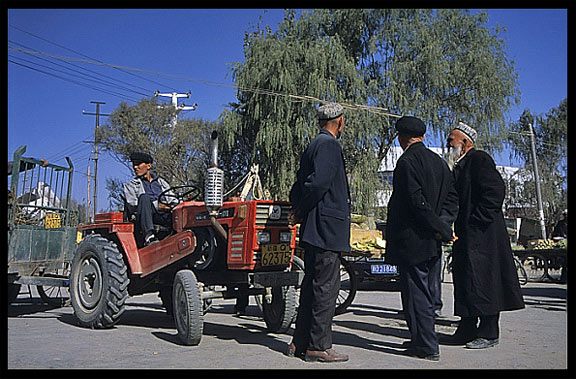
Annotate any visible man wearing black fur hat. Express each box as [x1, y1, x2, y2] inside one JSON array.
[[385, 116, 459, 361], [123, 152, 178, 246]]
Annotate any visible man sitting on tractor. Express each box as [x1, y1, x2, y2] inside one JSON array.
[[123, 152, 178, 246]]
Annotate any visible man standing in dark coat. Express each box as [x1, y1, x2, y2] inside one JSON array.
[[386, 116, 459, 361], [286, 103, 350, 363], [442, 122, 525, 349]]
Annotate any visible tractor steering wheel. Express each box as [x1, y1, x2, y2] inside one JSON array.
[[157, 185, 202, 207]]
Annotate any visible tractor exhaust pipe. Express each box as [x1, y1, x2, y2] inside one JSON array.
[[209, 130, 219, 168], [205, 131, 227, 241]]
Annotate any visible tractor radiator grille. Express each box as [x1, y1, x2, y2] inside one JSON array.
[[255, 204, 291, 226]]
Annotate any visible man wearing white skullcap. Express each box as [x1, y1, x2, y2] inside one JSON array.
[[442, 122, 525, 349]]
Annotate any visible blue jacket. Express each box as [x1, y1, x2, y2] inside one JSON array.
[[290, 129, 351, 252]]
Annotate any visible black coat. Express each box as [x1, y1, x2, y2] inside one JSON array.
[[289, 129, 351, 252], [386, 142, 459, 266], [452, 149, 525, 316]]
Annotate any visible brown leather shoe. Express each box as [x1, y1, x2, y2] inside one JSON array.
[[305, 348, 349, 363]]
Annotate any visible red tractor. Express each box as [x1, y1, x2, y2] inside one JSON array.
[[69, 132, 301, 345]]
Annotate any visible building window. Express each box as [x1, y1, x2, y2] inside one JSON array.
[[378, 172, 393, 187]]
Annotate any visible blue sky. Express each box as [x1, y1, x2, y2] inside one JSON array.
[[7, 8, 568, 211]]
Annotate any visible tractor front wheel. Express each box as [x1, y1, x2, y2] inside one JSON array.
[[173, 269, 204, 345], [262, 285, 297, 334]]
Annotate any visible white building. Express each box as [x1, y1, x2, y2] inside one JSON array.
[[376, 146, 529, 211]]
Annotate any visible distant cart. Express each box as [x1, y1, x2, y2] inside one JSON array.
[[8, 145, 77, 306], [292, 222, 400, 315], [291, 247, 364, 316], [515, 248, 567, 283]]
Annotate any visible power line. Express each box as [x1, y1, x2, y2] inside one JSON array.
[[9, 24, 179, 92], [9, 45, 401, 118], [8, 52, 149, 98], [9, 39, 153, 96], [8, 58, 141, 102]]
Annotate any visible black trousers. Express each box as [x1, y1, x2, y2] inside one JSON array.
[[456, 313, 500, 340], [292, 245, 341, 351], [136, 193, 172, 236], [399, 255, 441, 355], [432, 247, 443, 313]]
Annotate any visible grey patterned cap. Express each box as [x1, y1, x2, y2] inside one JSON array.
[[317, 103, 344, 120], [454, 122, 477, 144]]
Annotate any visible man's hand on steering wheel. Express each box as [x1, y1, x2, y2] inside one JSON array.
[[157, 202, 174, 212]]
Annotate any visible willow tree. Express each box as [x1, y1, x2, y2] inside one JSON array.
[[220, 10, 370, 207], [221, 9, 519, 214]]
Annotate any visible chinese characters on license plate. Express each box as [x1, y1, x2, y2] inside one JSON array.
[[261, 244, 292, 266], [371, 264, 397, 274], [45, 213, 61, 229]]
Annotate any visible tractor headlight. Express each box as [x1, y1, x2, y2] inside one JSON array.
[[257, 230, 271, 244], [279, 231, 292, 243]]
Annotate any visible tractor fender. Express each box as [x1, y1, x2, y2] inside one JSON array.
[[115, 229, 142, 275], [77, 223, 143, 275]]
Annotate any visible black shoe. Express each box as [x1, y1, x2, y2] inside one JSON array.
[[234, 305, 247, 316], [144, 234, 159, 246], [404, 348, 440, 361], [466, 338, 499, 349], [285, 343, 305, 359], [439, 333, 476, 346]]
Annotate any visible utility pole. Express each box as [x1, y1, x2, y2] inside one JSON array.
[[86, 165, 91, 223], [83, 102, 109, 220], [528, 122, 547, 239], [154, 90, 197, 126]]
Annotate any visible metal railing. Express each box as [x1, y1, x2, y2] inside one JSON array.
[[8, 145, 75, 228]]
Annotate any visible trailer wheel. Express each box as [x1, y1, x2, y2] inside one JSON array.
[[38, 263, 71, 307], [38, 284, 70, 307], [173, 269, 204, 345], [69, 234, 129, 328], [335, 257, 357, 315], [262, 285, 297, 334], [521, 253, 548, 282]]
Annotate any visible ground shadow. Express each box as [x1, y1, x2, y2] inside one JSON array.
[[7, 300, 64, 318], [356, 281, 401, 292], [521, 286, 566, 300]]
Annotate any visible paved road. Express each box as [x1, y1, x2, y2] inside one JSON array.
[[7, 278, 568, 371]]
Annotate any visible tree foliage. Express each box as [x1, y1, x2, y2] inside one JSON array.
[[508, 99, 567, 228], [96, 98, 218, 208], [220, 9, 520, 214]]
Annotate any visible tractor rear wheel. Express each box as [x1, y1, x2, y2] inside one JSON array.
[[69, 234, 129, 328], [173, 269, 204, 345]]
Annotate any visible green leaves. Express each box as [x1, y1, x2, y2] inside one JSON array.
[[221, 9, 520, 215]]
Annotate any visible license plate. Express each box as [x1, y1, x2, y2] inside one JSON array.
[[371, 264, 397, 274], [45, 213, 61, 229], [261, 244, 292, 267]]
